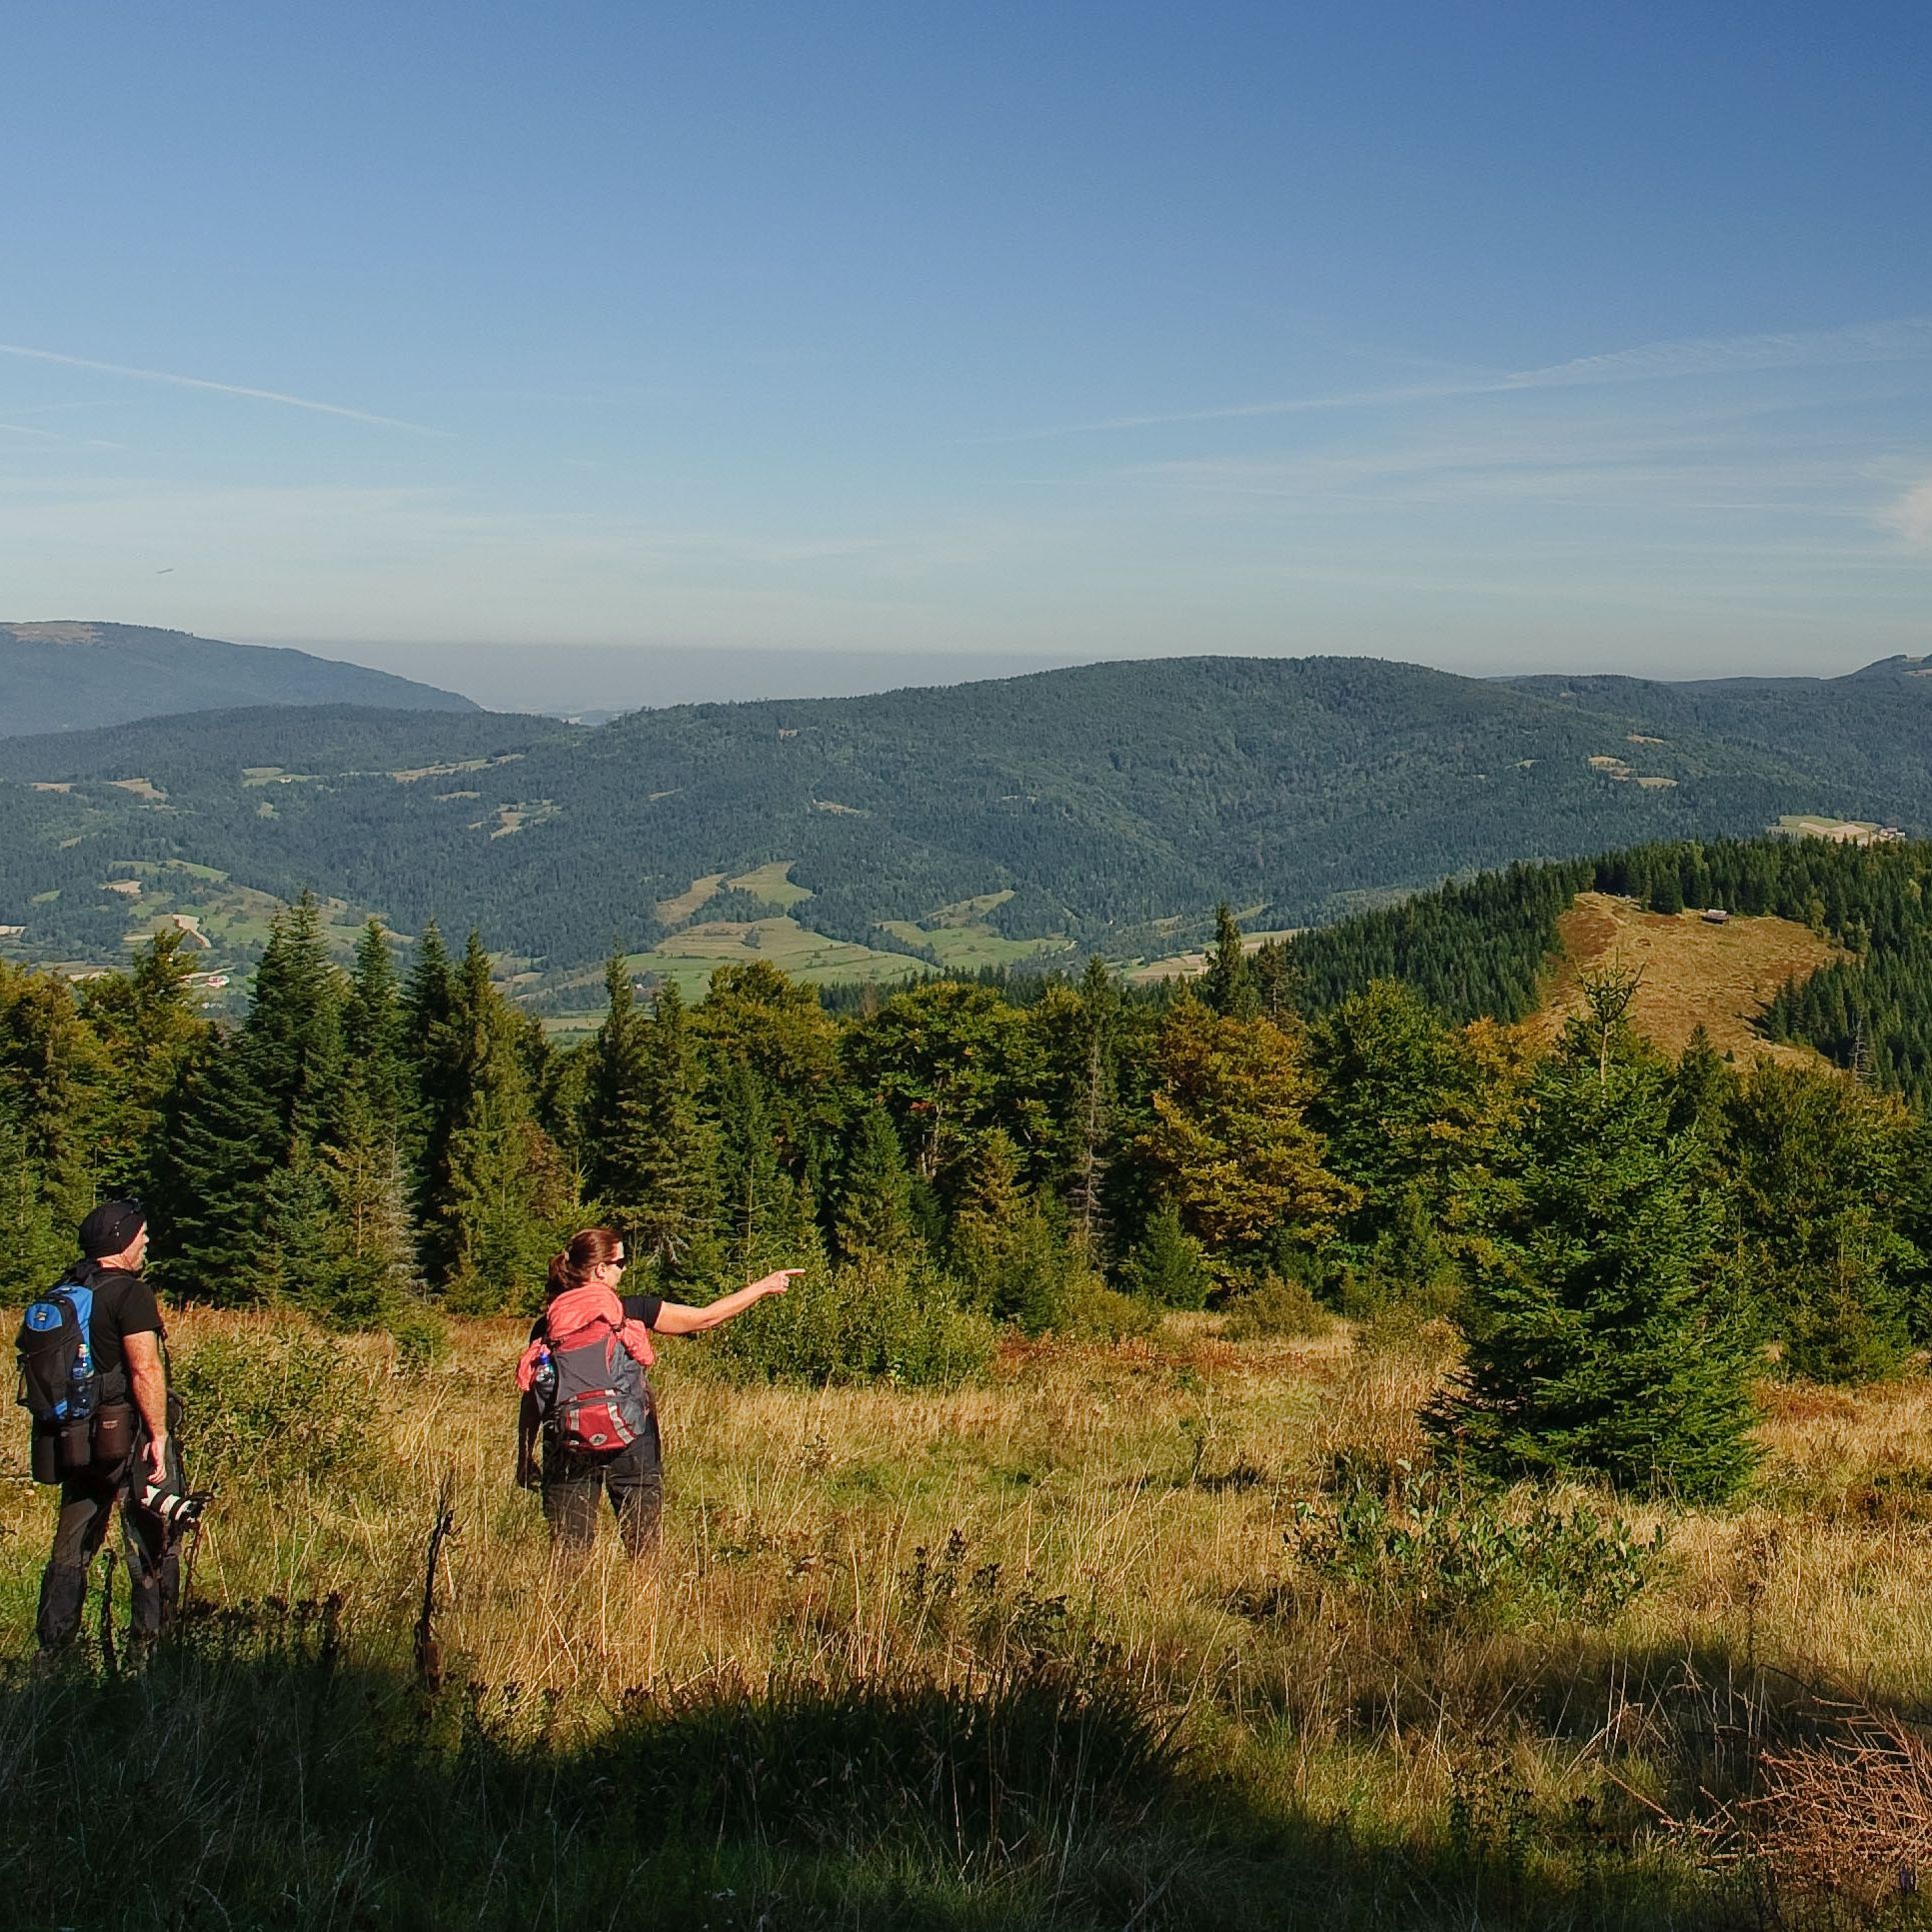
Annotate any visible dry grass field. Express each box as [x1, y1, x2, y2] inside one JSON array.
[[6, 1306, 1932, 1927], [1530, 892, 1841, 1066]]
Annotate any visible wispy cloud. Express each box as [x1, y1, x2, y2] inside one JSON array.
[[0, 419, 124, 451], [1510, 318, 1932, 390], [0, 343, 449, 435], [1878, 477, 1932, 550], [1004, 316, 1932, 439]]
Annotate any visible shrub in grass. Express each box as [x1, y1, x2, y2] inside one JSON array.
[[385, 1296, 451, 1376], [1221, 1273, 1330, 1340], [1049, 1273, 1162, 1343], [172, 1320, 376, 1485], [1273, 1471, 1664, 1631], [708, 1259, 994, 1387]]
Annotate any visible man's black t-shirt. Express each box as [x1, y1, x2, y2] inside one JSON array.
[[74, 1260, 164, 1398]]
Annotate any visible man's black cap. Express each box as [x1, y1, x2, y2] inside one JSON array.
[[79, 1199, 147, 1259]]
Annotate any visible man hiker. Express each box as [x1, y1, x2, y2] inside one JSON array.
[[31, 1199, 191, 1662]]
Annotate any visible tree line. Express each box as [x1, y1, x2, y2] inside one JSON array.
[[7, 860, 1932, 1503]]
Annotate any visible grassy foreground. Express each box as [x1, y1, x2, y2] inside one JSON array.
[[3, 1310, 1931, 1929]]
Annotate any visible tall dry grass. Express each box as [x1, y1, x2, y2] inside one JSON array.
[[7, 1305, 1932, 1926]]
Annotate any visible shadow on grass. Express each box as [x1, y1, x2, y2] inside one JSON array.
[[0, 1599, 1827, 1932]]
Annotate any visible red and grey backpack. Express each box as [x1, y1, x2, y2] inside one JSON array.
[[536, 1319, 650, 1456]]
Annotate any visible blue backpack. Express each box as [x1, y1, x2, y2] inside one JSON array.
[[15, 1277, 100, 1431]]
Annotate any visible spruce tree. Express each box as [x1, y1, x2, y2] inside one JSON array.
[[259, 1135, 343, 1314], [319, 1083, 421, 1326], [442, 948, 574, 1312], [1202, 904, 1260, 1020], [836, 1107, 919, 1265], [1429, 1019, 1757, 1501], [0, 1105, 71, 1296], [628, 981, 718, 1279], [949, 1126, 1072, 1330], [154, 898, 346, 1300], [78, 930, 207, 1200], [583, 953, 654, 1218], [343, 920, 411, 1131], [714, 1058, 801, 1274], [0, 962, 102, 1287], [1123, 1205, 1211, 1309], [245, 893, 346, 1140], [1065, 957, 1119, 1251], [406, 922, 467, 1278], [1248, 938, 1301, 1023]]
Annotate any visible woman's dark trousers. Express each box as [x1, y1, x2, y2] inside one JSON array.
[[541, 1408, 664, 1556]]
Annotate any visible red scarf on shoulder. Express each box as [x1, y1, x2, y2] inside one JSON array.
[[516, 1283, 656, 1391]]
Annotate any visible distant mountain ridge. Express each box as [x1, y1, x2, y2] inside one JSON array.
[[1, 651, 1930, 983], [0, 622, 478, 736]]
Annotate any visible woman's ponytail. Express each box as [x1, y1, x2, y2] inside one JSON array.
[[548, 1225, 623, 1298]]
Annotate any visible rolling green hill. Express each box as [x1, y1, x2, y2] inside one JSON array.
[[1, 653, 1929, 987], [0, 622, 478, 737]]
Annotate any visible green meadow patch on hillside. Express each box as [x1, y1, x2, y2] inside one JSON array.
[[624, 915, 919, 997]]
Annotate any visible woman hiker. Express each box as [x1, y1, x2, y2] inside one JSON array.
[[517, 1226, 800, 1556]]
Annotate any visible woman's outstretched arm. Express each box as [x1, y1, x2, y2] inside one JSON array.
[[652, 1268, 804, 1334]]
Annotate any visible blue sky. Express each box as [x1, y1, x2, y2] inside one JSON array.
[[3, 2, 1929, 700]]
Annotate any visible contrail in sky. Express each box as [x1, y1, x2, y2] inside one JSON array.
[[0, 343, 448, 434], [1005, 316, 1932, 439]]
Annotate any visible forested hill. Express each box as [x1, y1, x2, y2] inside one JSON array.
[[0, 622, 478, 736], [1286, 832, 1932, 1103], [2, 652, 1931, 977]]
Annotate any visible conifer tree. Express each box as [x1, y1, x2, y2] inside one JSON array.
[[78, 930, 207, 1200], [1029, 960, 1122, 1254], [583, 953, 654, 1217], [152, 1029, 275, 1298], [615, 981, 718, 1279], [343, 921, 411, 1130], [1429, 1013, 1757, 1501], [1123, 1204, 1211, 1309], [406, 922, 467, 1277], [1667, 1024, 1734, 1139], [154, 898, 345, 1299], [0, 961, 103, 1289], [320, 1082, 421, 1326], [0, 1107, 71, 1296], [1248, 937, 1301, 1023], [835, 1107, 919, 1265], [442, 946, 574, 1311], [245, 893, 346, 1140], [1202, 904, 1261, 1020], [259, 1135, 343, 1314], [947, 1127, 1069, 1329], [714, 1058, 801, 1274], [1065, 957, 1119, 1251]]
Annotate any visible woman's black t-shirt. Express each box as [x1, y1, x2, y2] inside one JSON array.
[[529, 1293, 663, 1345]]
